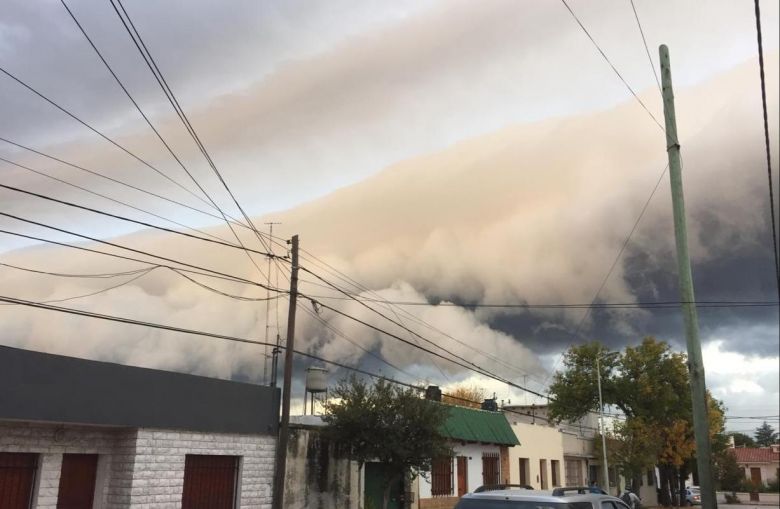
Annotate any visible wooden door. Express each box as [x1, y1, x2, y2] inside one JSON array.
[[0, 453, 37, 509], [457, 456, 468, 496], [750, 467, 762, 485], [57, 454, 98, 509], [182, 455, 239, 509], [519, 458, 528, 486]]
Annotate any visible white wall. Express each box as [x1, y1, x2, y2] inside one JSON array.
[[417, 443, 501, 498]]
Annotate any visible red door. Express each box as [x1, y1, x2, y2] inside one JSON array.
[[182, 455, 239, 509], [0, 453, 38, 509], [57, 454, 98, 509], [457, 456, 468, 496]]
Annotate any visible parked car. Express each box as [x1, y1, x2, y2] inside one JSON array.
[[682, 487, 701, 506], [455, 486, 632, 509]]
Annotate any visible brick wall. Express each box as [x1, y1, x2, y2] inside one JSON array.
[[419, 496, 459, 509], [0, 421, 134, 508], [129, 429, 276, 508], [0, 421, 276, 509]]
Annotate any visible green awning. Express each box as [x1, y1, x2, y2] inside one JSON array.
[[440, 404, 520, 446]]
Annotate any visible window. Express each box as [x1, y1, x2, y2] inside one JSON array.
[[551, 460, 561, 487], [482, 453, 500, 486], [182, 455, 239, 509], [57, 454, 99, 509], [565, 459, 583, 487], [0, 453, 38, 509], [518, 458, 530, 486], [431, 457, 453, 497]]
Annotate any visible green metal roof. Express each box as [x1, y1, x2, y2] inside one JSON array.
[[439, 404, 520, 446]]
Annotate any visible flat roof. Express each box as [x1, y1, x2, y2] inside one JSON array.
[[0, 345, 279, 435]]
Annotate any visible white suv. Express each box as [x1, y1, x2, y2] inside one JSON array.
[[454, 486, 632, 509]]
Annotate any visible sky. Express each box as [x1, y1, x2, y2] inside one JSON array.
[[1, 0, 778, 432]]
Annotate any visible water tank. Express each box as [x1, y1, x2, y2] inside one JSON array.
[[305, 367, 328, 393]]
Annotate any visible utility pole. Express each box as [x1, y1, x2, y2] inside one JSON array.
[[264, 221, 281, 386], [596, 355, 610, 495], [272, 234, 298, 509], [659, 45, 716, 509]]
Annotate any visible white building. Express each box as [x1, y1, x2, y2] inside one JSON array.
[[414, 400, 519, 509], [0, 345, 279, 508]]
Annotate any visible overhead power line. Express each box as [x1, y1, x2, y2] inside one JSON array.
[[0, 182, 278, 260], [301, 293, 777, 309], [628, 0, 661, 94], [107, 0, 276, 260], [60, 0, 271, 285], [753, 0, 780, 302], [0, 267, 154, 306], [0, 221, 285, 294], [0, 156, 237, 245], [0, 65, 207, 207], [559, 0, 664, 131]]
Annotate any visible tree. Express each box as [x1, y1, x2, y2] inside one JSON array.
[[442, 384, 486, 408], [714, 448, 744, 491], [604, 418, 661, 492], [322, 376, 452, 509], [754, 422, 778, 447], [547, 337, 723, 507], [729, 432, 756, 448]]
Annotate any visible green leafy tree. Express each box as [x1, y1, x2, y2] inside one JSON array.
[[714, 448, 744, 491], [322, 375, 452, 509], [547, 337, 726, 507], [604, 418, 662, 491], [729, 432, 756, 448], [754, 422, 779, 447]]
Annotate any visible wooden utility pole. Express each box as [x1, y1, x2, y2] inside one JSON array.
[[272, 234, 298, 509], [264, 221, 281, 387], [659, 45, 716, 509]]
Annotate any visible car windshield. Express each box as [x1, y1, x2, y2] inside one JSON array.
[[455, 501, 592, 509]]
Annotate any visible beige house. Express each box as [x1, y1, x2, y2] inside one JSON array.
[[732, 444, 780, 487]]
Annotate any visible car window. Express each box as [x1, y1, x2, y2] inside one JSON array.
[[601, 502, 622, 509], [455, 501, 593, 509]]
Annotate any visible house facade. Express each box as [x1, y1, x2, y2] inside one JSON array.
[[415, 399, 519, 509], [0, 345, 280, 509], [732, 444, 780, 487]]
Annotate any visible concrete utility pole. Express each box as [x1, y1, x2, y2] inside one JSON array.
[[659, 45, 716, 509], [272, 234, 299, 509], [596, 355, 610, 494]]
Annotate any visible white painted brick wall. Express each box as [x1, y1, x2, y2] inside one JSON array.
[[129, 429, 276, 509], [0, 421, 276, 509]]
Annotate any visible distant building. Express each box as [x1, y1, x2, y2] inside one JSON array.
[[0, 345, 279, 509], [731, 444, 780, 487]]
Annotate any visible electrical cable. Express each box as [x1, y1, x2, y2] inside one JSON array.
[[0, 155, 236, 245], [0, 268, 155, 306], [628, 0, 661, 94], [543, 163, 669, 387], [108, 0, 276, 260], [0, 66, 209, 207], [0, 222, 284, 294], [0, 182, 278, 260], [753, 0, 780, 303], [60, 0, 271, 285], [559, 0, 664, 131], [0, 262, 153, 279]]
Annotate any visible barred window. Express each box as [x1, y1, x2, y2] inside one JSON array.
[[431, 457, 453, 497], [483, 453, 501, 486]]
